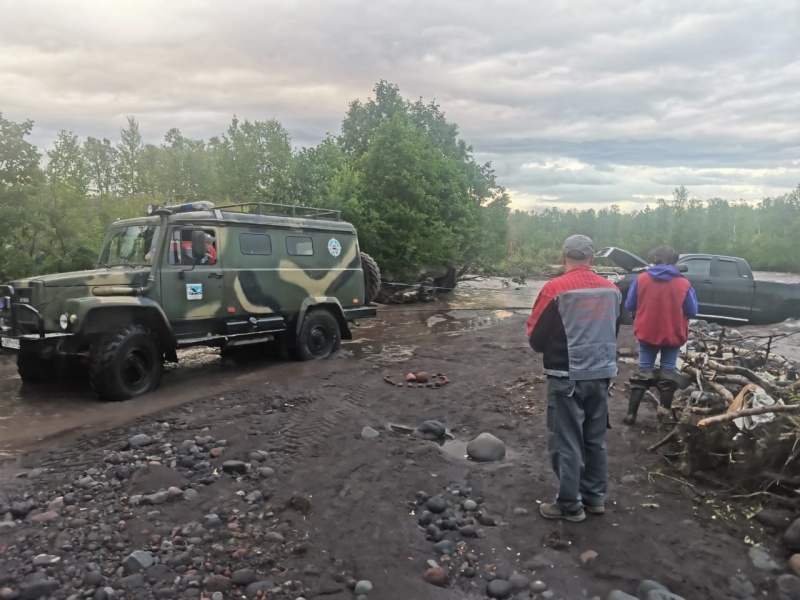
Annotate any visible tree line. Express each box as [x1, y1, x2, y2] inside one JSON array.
[[1, 79, 799, 284], [505, 184, 800, 276]]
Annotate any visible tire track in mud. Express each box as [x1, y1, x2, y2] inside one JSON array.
[[275, 377, 370, 463]]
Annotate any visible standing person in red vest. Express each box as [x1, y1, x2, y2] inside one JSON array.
[[622, 245, 698, 425]]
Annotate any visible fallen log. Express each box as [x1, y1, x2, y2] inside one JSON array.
[[684, 366, 734, 405], [706, 360, 780, 397], [697, 404, 800, 427]]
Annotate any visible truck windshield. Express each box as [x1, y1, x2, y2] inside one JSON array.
[[98, 225, 160, 266]]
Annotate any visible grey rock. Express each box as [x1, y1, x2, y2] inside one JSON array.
[[78, 476, 95, 488], [245, 490, 263, 503], [167, 486, 183, 498], [426, 496, 447, 514], [1, 589, 20, 600], [508, 573, 530, 591], [644, 592, 686, 600], [620, 474, 641, 485], [244, 582, 274, 598], [183, 489, 199, 500], [775, 574, 800, 600], [248, 452, 267, 462], [222, 461, 248, 475], [143, 492, 169, 505], [530, 581, 548, 593], [487, 579, 513, 599], [413, 420, 446, 440], [728, 574, 756, 598], [466, 432, 506, 462], [129, 434, 153, 448], [463, 499, 478, 511], [264, 532, 284, 543], [121, 574, 145, 589], [258, 467, 274, 478], [433, 540, 458, 555], [84, 571, 104, 587], [231, 569, 257, 586], [32, 554, 60, 566], [784, 518, 800, 551], [354, 581, 373, 595], [20, 579, 60, 600], [211, 594, 223, 600], [607, 592, 637, 600], [637, 581, 669, 597], [122, 550, 154, 573], [513, 507, 529, 516], [10, 501, 33, 518], [749, 546, 782, 572], [361, 426, 380, 439]]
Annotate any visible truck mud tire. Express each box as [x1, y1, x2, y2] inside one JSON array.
[[17, 354, 57, 385], [361, 252, 381, 305], [295, 310, 341, 361], [89, 324, 164, 401]]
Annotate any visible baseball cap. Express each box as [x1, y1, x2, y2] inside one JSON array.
[[562, 234, 595, 260], [204, 233, 215, 244]]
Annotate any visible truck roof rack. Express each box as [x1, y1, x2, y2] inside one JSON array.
[[214, 202, 341, 221]]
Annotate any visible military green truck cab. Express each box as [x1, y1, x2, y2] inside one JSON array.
[[0, 201, 381, 401]]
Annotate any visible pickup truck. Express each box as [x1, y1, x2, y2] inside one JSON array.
[[594, 247, 800, 325]]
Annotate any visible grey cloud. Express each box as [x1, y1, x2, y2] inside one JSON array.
[[0, 0, 798, 207]]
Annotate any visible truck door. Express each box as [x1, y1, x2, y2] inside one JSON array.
[[710, 257, 755, 321], [680, 257, 714, 317], [159, 227, 224, 340]]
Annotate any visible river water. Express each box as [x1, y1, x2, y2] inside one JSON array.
[[1, 273, 799, 458]]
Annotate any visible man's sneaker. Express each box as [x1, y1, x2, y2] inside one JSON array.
[[539, 502, 586, 522], [584, 504, 605, 515]]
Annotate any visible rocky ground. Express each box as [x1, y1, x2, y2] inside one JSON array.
[[1, 317, 799, 600]]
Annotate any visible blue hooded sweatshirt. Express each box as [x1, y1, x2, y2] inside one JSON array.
[[624, 264, 698, 317]]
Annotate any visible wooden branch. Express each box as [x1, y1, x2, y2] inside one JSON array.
[[684, 366, 734, 405], [697, 404, 800, 427], [713, 327, 727, 358], [706, 360, 780, 397], [715, 374, 751, 387], [648, 427, 680, 452]]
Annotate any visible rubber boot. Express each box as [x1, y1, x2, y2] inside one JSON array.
[[656, 379, 678, 409], [622, 368, 656, 426]]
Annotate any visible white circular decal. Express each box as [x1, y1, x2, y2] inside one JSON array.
[[327, 238, 342, 257]]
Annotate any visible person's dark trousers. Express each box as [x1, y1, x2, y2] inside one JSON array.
[[546, 376, 610, 512]]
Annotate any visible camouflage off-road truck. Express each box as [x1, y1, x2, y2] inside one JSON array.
[[0, 201, 381, 401]]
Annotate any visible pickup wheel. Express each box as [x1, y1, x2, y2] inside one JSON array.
[[295, 310, 341, 361], [89, 324, 164, 401], [361, 252, 381, 304], [17, 354, 57, 385]]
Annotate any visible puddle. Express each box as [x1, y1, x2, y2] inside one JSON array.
[[345, 342, 416, 362], [388, 423, 474, 461]]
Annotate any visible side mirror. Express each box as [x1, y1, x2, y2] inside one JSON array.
[[677, 264, 688, 273], [191, 230, 206, 261]]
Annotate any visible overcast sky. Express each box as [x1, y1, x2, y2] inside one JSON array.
[[1, 0, 798, 212]]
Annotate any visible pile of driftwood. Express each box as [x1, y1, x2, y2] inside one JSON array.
[[648, 321, 800, 507]]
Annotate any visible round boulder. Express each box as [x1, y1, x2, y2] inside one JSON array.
[[466, 433, 506, 462]]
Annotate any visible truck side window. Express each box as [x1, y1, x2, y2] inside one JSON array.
[[683, 258, 711, 277], [240, 233, 272, 255], [167, 229, 217, 266], [287, 236, 314, 256], [716, 260, 740, 278]]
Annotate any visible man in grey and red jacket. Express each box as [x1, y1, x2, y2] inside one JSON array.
[[527, 234, 621, 522]]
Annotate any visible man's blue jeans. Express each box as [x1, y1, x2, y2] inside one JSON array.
[[546, 377, 609, 512], [638, 342, 680, 372]]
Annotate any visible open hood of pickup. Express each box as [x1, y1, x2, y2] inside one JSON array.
[[594, 247, 649, 273]]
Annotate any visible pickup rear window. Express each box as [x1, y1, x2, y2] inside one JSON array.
[[716, 259, 741, 278], [682, 258, 711, 277]]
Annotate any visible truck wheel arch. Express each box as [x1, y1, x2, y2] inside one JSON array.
[[81, 306, 178, 362], [294, 298, 352, 341]]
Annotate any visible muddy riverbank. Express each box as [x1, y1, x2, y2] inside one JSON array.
[[1, 308, 799, 599]]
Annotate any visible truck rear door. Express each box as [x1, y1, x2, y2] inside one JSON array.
[[710, 257, 755, 321]]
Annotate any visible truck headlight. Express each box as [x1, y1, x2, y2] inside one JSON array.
[[59, 313, 69, 330]]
